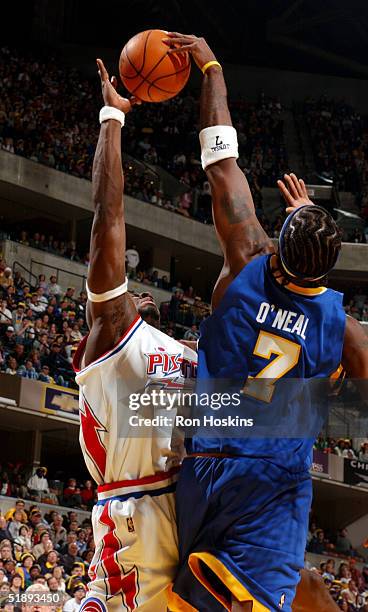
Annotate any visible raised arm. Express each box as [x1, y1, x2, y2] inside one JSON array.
[[84, 59, 138, 366], [164, 33, 274, 307]]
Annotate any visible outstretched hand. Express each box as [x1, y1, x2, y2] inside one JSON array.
[[277, 173, 315, 214], [162, 32, 217, 71], [96, 58, 140, 113]]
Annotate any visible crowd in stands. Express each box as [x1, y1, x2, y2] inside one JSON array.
[[0, 242, 212, 389], [304, 96, 368, 232], [0, 45, 287, 229], [343, 287, 368, 323], [314, 437, 368, 462], [6, 228, 368, 323], [0, 258, 87, 388], [306, 505, 368, 609], [0, 464, 95, 511], [2, 47, 368, 243], [307, 555, 368, 610], [2, 461, 368, 610], [0, 493, 94, 610]]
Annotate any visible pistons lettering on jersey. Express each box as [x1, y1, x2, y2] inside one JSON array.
[[146, 352, 182, 375]]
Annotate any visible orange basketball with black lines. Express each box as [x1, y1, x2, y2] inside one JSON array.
[[119, 29, 191, 103]]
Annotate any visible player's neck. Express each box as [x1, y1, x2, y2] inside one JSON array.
[[270, 254, 325, 289]]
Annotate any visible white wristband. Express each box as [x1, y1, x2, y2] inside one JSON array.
[[199, 125, 238, 170], [86, 278, 128, 303], [99, 106, 125, 127]]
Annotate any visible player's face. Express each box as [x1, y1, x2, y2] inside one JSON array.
[[130, 291, 160, 323]]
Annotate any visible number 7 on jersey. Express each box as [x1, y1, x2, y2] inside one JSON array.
[[243, 331, 301, 402]]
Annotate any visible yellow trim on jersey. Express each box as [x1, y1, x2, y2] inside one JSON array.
[[284, 282, 327, 296], [188, 552, 270, 612], [330, 363, 344, 380], [270, 254, 327, 296], [167, 584, 198, 612]]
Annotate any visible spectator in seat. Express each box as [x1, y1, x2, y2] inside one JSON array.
[[125, 244, 140, 277], [37, 274, 48, 292], [75, 529, 87, 555], [29, 508, 48, 530], [61, 543, 83, 575], [47, 276, 62, 299], [80, 480, 94, 511], [336, 528, 354, 557], [52, 565, 67, 592], [0, 473, 12, 497], [307, 528, 328, 554], [0, 300, 12, 326], [5, 356, 18, 375], [5, 499, 27, 523], [40, 549, 59, 574], [59, 532, 78, 556], [0, 267, 13, 290], [183, 324, 199, 342], [0, 517, 12, 542], [32, 530, 52, 560], [38, 365, 54, 383], [14, 524, 32, 550], [9, 573, 23, 595], [16, 552, 35, 589], [359, 442, 368, 462], [46, 343, 71, 381], [11, 475, 28, 501], [12, 302, 26, 333], [3, 558, 16, 581], [66, 561, 88, 592], [0, 541, 14, 561], [50, 514, 67, 550], [63, 582, 86, 612], [63, 479, 82, 508], [341, 579, 359, 607], [8, 510, 24, 539], [29, 293, 46, 315], [17, 359, 38, 380], [27, 467, 49, 502], [3, 326, 16, 353]]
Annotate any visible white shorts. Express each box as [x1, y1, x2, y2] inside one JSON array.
[[79, 469, 179, 612]]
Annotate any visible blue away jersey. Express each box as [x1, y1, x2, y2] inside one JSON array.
[[188, 254, 346, 469]]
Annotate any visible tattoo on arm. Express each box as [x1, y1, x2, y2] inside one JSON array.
[[110, 300, 126, 328], [219, 192, 252, 225]]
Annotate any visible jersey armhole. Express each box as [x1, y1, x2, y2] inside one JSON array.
[[73, 315, 143, 375]]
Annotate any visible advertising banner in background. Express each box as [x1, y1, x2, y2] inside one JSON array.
[[344, 459, 368, 487], [311, 450, 329, 476]]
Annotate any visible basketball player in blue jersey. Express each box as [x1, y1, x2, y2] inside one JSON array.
[[163, 33, 368, 612]]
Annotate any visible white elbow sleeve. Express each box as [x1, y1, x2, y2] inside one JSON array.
[[199, 125, 239, 170]]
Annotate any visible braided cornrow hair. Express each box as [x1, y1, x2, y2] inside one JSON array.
[[279, 206, 342, 284]]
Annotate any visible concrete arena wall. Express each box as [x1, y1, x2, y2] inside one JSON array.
[[0, 152, 368, 273], [1, 240, 173, 305]]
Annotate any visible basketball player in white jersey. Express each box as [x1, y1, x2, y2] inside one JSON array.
[[72, 59, 197, 612]]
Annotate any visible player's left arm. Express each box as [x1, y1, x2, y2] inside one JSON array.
[[164, 33, 274, 308]]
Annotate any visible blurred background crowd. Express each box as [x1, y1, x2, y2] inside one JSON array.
[[1, 46, 367, 242]]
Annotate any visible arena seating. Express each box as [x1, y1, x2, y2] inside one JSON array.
[[0, 46, 289, 233]]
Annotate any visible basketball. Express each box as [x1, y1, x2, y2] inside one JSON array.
[[119, 29, 191, 102]]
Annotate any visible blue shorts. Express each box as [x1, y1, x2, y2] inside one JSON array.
[[172, 456, 312, 612]]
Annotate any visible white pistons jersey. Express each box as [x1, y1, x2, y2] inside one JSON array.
[[73, 315, 197, 612]]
